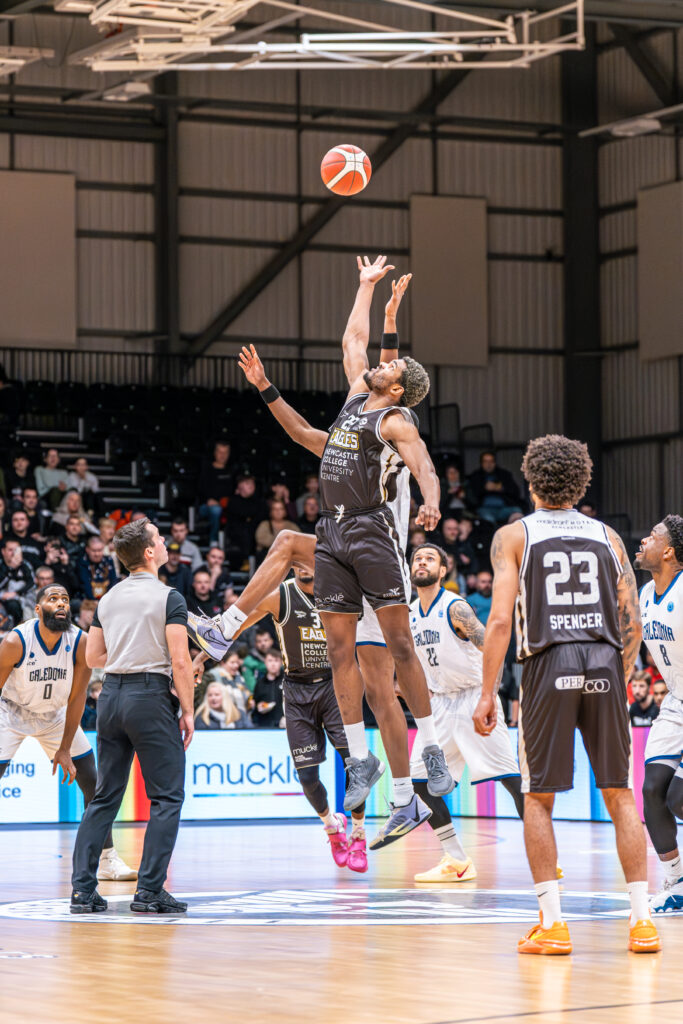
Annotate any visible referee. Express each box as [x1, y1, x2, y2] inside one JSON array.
[[70, 518, 195, 915]]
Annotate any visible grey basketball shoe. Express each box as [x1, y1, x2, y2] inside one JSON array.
[[422, 744, 455, 796], [186, 611, 230, 661], [343, 752, 385, 811], [369, 794, 432, 850]]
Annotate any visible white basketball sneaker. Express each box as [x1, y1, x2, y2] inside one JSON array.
[[97, 848, 138, 882], [650, 875, 683, 914]]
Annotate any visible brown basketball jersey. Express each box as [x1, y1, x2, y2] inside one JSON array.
[[274, 579, 331, 684], [516, 508, 623, 660]]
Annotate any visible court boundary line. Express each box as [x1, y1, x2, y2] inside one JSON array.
[[426, 996, 683, 1024]]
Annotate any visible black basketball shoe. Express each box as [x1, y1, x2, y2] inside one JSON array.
[[70, 889, 108, 914], [130, 888, 188, 914]]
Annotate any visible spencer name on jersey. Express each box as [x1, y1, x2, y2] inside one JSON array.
[[639, 572, 683, 700], [516, 509, 622, 660], [3, 618, 82, 714], [275, 580, 331, 684], [409, 589, 482, 696]]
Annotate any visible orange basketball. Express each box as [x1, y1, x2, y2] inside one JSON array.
[[320, 144, 372, 196]]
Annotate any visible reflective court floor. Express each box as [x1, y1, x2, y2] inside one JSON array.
[[0, 817, 682, 1024]]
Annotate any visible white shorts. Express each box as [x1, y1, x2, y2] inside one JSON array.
[[410, 688, 519, 784], [0, 699, 92, 763], [356, 599, 386, 646], [644, 693, 683, 768]]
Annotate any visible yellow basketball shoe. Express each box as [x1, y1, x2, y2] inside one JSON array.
[[628, 918, 661, 953], [518, 918, 572, 955], [414, 854, 477, 883], [556, 864, 564, 880]]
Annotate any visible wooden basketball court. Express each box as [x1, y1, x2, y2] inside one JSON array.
[[1, 816, 681, 1024]]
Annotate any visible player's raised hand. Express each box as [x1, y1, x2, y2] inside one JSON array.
[[385, 274, 412, 317], [53, 748, 77, 785], [238, 344, 268, 390], [357, 254, 395, 286], [472, 693, 497, 736], [416, 503, 441, 533]]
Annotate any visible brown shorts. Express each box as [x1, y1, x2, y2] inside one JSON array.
[[284, 677, 346, 768], [518, 641, 630, 794]]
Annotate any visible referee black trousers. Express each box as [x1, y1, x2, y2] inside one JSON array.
[[72, 676, 185, 894]]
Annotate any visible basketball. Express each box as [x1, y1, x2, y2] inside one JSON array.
[[320, 144, 372, 196]]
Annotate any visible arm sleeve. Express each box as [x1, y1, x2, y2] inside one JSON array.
[[166, 589, 188, 625]]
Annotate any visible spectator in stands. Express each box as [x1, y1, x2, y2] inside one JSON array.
[[198, 439, 233, 546], [440, 462, 466, 515], [52, 490, 98, 537], [42, 538, 79, 595], [630, 672, 659, 726], [80, 678, 102, 731], [98, 517, 121, 576], [255, 499, 300, 557], [442, 553, 461, 594], [269, 482, 297, 522], [68, 457, 99, 497], [225, 475, 266, 560], [653, 680, 668, 709], [466, 451, 523, 525], [467, 570, 493, 626], [5, 452, 35, 503], [190, 569, 222, 619], [578, 500, 598, 518], [209, 651, 251, 716], [195, 682, 247, 730], [34, 565, 55, 591], [169, 517, 202, 571], [0, 539, 35, 624], [242, 627, 276, 694], [158, 541, 191, 598], [56, 515, 87, 562], [204, 546, 233, 605], [298, 495, 320, 536], [77, 535, 117, 601], [17, 486, 48, 541], [438, 516, 460, 560], [643, 649, 664, 687], [296, 474, 320, 517], [454, 515, 480, 577], [8, 510, 43, 568], [35, 448, 69, 511], [407, 527, 427, 565], [74, 598, 98, 633], [252, 651, 285, 728]]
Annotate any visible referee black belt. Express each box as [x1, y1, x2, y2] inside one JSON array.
[[319, 504, 387, 522], [104, 672, 171, 684]]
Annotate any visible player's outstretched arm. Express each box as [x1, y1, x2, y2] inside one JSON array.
[[379, 274, 411, 364], [473, 524, 524, 736], [53, 638, 90, 784], [238, 345, 328, 458], [343, 255, 394, 394], [607, 525, 643, 681], [0, 631, 23, 691], [382, 413, 440, 532]]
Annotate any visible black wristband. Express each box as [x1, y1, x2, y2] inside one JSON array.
[[259, 384, 281, 404], [382, 331, 399, 350]]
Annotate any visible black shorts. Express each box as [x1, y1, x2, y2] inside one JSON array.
[[519, 641, 630, 794], [314, 508, 410, 615], [284, 676, 346, 768]]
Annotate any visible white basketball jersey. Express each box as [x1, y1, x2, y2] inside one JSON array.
[[409, 588, 482, 695], [639, 571, 683, 700], [3, 619, 83, 714]]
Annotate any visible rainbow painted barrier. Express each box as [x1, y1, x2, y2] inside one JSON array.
[[0, 726, 651, 826]]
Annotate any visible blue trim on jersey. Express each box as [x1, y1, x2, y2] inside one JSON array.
[[71, 748, 94, 761], [0, 759, 10, 765], [72, 628, 82, 665], [419, 588, 445, 619], [645, 753, 683, 764], [471, 773, 521, 785], [356, 641, 387, 648], [11, 628, 26, 668], [33, 620, 62, 657], [653, 570, 683, 606]]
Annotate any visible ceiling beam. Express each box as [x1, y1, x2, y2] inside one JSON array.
[[609, 22, 676, 107], [186, 65, 474, 357]]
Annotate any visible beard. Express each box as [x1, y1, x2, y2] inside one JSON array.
[[42, 608, 72, 632], [411, 568, 441, 588], [362, 369, 374, 389]]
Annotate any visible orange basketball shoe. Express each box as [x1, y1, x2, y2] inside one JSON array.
[[628, 918, 661, 953], [518, 918, 572, 955]]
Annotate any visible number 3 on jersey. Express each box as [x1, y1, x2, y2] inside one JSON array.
[[543, 550, 599, 606]]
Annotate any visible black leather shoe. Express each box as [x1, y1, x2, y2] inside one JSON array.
[[130, 888, 188, 914], [70, 889, 108, 914]]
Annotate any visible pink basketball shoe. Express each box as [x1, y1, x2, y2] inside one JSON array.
[[326, 813, 349, 867], [347, 831, 368, 873]]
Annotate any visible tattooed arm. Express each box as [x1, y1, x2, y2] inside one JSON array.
[[472, 523, 525, 736], [448, 599, 486, 651], [607, 526, 642, 681]]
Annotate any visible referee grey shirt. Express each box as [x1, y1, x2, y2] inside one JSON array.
[[92, 571, 188, 676]]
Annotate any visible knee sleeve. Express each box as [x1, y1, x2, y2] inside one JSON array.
[[413, 782, 452, 831], [643, 762, 678, 855], [665, 774, 683, 822], [297, 765, 329, 816], [75, 751, 97, 805], [501, 775, 525, 820]]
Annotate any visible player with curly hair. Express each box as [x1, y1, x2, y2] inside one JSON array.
[[472, 433, 660, 955], [635, 514, 683, 913]]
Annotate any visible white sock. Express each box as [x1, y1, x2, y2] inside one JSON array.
[[415, 715, 438, 749], [344, 722, 369, 761], [534, 880, 562, 927], [663, 854, 682, 883], [351, 814, 365, 835], [321, 810, 341, 832], [220, 605, 247, 640], [392, 776, 414, 807], [627, 881, 650, 923], [434, 823, 467, 862]]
